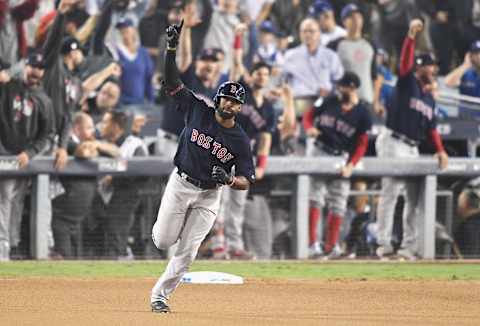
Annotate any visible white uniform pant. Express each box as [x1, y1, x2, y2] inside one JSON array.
[[150, 170, 221, 303], [308, 142, 350, 216], [376, 129, 420, 251], [0, 178, 29, 248]]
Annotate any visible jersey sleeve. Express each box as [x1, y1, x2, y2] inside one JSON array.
[[358, 106, 373, 134], [234, 137, 256, 184]]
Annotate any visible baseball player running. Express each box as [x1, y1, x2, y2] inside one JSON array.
[[150, 21, 255, 313], [303, 71, 372, 258], [376, 19, 449, 260]]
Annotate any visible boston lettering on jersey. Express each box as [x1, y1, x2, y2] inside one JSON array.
[[386, 72, 437, 142], [170, 86, 255, 184], [313, 96, 372, 153], [190, 128, 235, 164]]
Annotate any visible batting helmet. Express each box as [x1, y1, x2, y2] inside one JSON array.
[[214, 81, 246, 105]]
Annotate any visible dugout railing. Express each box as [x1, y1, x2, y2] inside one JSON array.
[[0, 156, 477, 259]]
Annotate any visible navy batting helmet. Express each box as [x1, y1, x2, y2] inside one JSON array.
[[214, 81, 246, 105]]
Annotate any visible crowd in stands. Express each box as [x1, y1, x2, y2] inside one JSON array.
[[1, 0, 480, 262]]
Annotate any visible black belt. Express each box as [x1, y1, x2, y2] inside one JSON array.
[[391, 132, 419, 147], [176, 168, 218, 190], [314, 140, 345, 156]]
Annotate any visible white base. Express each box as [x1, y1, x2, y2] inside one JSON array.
[[181, 271, 244, 284]]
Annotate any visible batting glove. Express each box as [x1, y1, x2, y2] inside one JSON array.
[[211, 166, 234, 185], [166, 19, 184, 49]]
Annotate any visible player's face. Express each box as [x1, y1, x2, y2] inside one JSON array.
[[418, 64, 436, 82], [251, 67, 271, 89], [70, 49, 84, 66], [218, 97, 242, 119], [300, 20, 320, 48], [25, 65, 45, 86], [97, 82, 120, 109]]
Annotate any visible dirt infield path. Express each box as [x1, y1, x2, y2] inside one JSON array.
[[1, 278, 479, 326]]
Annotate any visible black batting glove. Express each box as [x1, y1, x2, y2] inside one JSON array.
[[166, 19, 184, 49], [211, 166, 234, 185]]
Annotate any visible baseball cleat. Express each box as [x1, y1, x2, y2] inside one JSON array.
[[376, 245, 394, 258], [151, 300, 170, 313], [396, 248, 417, 261]]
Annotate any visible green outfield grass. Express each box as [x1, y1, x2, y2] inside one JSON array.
[[0, 261, 480, 280]]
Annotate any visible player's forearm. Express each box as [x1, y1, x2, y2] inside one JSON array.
[[164, 48, 183, 91], [399, 37, 415, 77], [230, 176, 250, 190], [428, 128, 445, 153], [348, 133, 369, 166]]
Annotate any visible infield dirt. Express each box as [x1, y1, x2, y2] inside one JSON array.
[[1, 278, 479, 325]]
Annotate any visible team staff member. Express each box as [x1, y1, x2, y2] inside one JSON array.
[[42, 0, 85, 170], [376, 19, 449, 260], [303, 71, 372, 258], [0, 56, 54, 261], [150, 21, 255, 313]]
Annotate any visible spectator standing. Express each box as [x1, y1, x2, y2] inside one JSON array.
[[97, 111, 148, 258], [114, 18, 154, 105], [268, 0, 314, 45], [0, 56, 54, 261], [203, 0, 246, 73], [444, 41, 480, 119], [375, 19, 449, 260], [52, 112, 120, 258], [282, 17, 343, 116], [309, 0, 346, 47], [329, 4, 382, 115]]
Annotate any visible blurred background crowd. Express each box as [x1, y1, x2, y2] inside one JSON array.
[[1, 0, 480, 262]]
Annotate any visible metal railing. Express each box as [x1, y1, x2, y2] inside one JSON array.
[[0, 155, 477, 259]]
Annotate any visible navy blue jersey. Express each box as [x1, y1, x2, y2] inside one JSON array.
[[313, 95, 372, 153], [171, 86, 255, 184], [235, 80, 276, 142], [386, 72, 437, 141]]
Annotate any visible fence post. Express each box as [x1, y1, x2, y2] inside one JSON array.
[[292, 174, 310, 259], [30, 174, 50, 259], [418, 175, 437, 259]]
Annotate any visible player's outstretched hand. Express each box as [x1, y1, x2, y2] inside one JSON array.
[[436, 151, 449, 170], [408, 18, 423, 39], [340, 162, 354, 178], [212, 165, 234, 185], [166, 19, 184, 49]]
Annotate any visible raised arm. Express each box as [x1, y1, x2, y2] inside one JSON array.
[[43, 0, 77, 69], [10, 0, 39, 21], [229, 23, 248, 82], [399, 19, 423, 78], [82, 62, 120, 94], [164, 20, 184, 93], [75, 14, 99, 45], [444, 53, 472, 88], [91, 0, 113, 56]]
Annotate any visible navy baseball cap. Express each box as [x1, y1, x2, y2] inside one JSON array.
[[309, 0, 334, 17], [115, 18, 134, 29], [337, 71, 361, 89], [471, 40, 480, 53], [415, 53, 437, 66], [61, 36, 82, 55], [259, 21, 277, 35], [26, 52, 46, 69], [198, 48, 221, 62], [341, 3, 361, 21]]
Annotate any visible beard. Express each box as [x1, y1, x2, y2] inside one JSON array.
[[216, 106, 235, 119]]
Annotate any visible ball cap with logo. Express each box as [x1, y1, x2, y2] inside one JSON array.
[[337, 71, 361, 89], [61, 36, 82, 55], [415, 53, 437, 67], [26, 52, 46, 69]]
